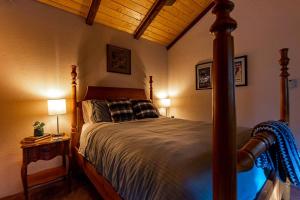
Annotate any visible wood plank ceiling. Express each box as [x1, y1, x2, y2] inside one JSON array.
[[37, 0, 213, 49]]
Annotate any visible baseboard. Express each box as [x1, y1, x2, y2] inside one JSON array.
[[0, 192, 23, 200]]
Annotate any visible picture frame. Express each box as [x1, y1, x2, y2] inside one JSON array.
[[234, 56, 248, 86], [195, 55, 248, 90], [195, 61, 213, 90], [107, 44, 131, 75]]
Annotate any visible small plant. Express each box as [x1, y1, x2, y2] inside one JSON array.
[[33, 121, 45, 137]]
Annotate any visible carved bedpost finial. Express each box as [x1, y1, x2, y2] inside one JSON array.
[[279, 48, 290, 124], [71, 65, 78, 85], [210, 0, 237, 34], [279, 48, 290, 78], [149, 76, 153, 101]]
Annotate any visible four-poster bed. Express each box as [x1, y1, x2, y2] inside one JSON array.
[[70, 0, 292, 199]]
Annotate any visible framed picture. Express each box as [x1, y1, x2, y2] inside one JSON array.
[[234, 56, 247, 86], [196, 61, 213, 90], [107, 44, 131, 74], [195, 55, 248, 89]]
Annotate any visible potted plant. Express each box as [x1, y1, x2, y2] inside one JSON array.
[[33, 121, 45, 137]]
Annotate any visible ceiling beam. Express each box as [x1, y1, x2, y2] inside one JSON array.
[[134, 0, 168, 39], [166, 2, 215, 50], [86, 0, 101, 25]]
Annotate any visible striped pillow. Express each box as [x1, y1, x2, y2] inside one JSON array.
[[131, 100, 159, 119], [107, 100, 134, 122]]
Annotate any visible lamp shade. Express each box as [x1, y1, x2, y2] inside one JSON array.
[[48, 99, 66, 115], [160, 98, 171, 108]]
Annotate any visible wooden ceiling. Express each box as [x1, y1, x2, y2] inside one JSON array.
[[37, 0, 213, 49]]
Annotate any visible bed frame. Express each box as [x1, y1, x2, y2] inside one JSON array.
[[70, 0, 291, 199]]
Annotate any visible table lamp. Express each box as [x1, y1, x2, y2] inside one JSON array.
[[48, 99, 66, 136], [160, 98, 171, 117]]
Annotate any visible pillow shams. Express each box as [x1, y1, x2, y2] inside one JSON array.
[[131, 99, 159, 119], [82, 100, 94, 123], [107, 100, 134, 122], [91, 100, 112, 122]]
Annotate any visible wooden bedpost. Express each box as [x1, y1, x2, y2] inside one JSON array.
[[71, 65, 78, 147], [149, 76, 153, 101], [279, 48, 290, 124], [210, 0, 237, 199], [237, 48, 291, 173], [279, 48, 291, 200]]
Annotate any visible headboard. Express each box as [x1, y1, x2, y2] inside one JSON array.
[[83, 86, 147, 100], [70, 66, 153, 149]]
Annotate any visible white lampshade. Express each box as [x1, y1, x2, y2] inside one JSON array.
[[48, 99, 66, 115], [160, 98, 171, 108]]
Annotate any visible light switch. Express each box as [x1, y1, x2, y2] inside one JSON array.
[[289, 79, 298, 89]]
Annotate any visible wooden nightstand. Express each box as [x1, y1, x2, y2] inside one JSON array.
[[20, 136, 71, 200]]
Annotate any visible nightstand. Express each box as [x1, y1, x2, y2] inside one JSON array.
[[20, 136, 71, 200]]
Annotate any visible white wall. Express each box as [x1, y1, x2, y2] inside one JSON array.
[[168, 0, 300, 144], [0, 0, 168, 197]]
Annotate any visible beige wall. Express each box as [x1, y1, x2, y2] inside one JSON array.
[[168, 0, 300, 143], [1, 0, 299, 198], [0, 0, 168, 197]]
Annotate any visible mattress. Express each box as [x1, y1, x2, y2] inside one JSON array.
[[79, 118, 270, 200]]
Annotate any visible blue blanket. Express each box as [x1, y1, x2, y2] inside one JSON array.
[[252, 121, 300, 186]]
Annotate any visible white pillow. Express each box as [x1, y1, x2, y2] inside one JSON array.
[[82, 100, 95, 123]]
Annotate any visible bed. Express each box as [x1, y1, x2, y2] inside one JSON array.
[[70, 0, 292, 199], [79, 117, 272, 200]]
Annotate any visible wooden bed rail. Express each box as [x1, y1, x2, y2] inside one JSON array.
[[237, 48, 290, 172], [237, 132, 276, 172]]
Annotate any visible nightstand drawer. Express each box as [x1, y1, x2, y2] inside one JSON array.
[[39, 143, 57, 153], [24, 142, 66, 164]]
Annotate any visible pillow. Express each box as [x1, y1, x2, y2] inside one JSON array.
[[82, 100, 94, 123], [131, 99, 159, 119], [107, 100, 135, 122], [91, 99, 112, 122]]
